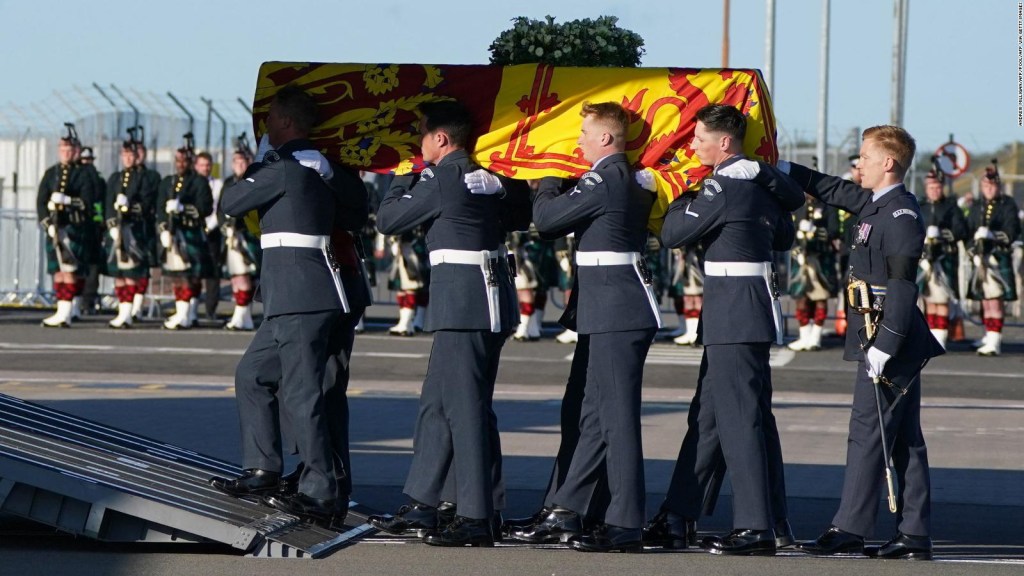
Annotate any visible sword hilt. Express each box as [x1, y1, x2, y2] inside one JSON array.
[[885, 467, 898, 513]]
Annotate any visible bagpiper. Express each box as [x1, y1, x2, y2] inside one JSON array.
[[788, 187, 840, 352], [105, 127, 157, 328], [219, 134, 262, 330], [156, 133, 214, 329], [37, 123, 99, 327], [966, 161, 1020, 356], [510, 219, 558, 341], [917, 166, 968, 348]]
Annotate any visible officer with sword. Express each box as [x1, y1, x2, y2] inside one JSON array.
[[764, 125, 944, 561]]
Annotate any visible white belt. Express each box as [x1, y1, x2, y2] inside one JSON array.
[[259, 232, 349, 313], [429, 248, 508, 333], [705, 260, 782, 344], [260, 232, 328, 249], [576, 251, 662, 329], [575, 251, 638, 266], [428, 247, 506, 266], [704, 261, 769, 277]]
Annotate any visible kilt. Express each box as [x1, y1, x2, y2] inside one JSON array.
[[161, 226, 214, 278], [224, 228, 262, 278], [387, 236, 429, 291], [968, 249, 1018, 301], [104, 217, 153, 278], [45, 221, 99, 275], [918, 253, 958, 305], [668, 248, 704, 298], [788, 250, 838, 300]]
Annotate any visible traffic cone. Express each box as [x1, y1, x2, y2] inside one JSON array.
[[835, 307, 847, 338], [950, 315, 965, 342]]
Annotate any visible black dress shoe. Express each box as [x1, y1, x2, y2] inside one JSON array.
[[437, 500, 457, 526], [507, 507, 582, 544], [278, 463, 304, 495], [263, 492, 344, 525], [865, 532, 933, 560], [422, 515, 494, 547], [568, 523, 643, 553], [774, 519, 795, 548], [796, 525, 864, 556], [703, 529, 777, 556], [502, 506, 551, 535], [642, 510, 696, 549], [491, 512, 504, 543], [210, 468, 281, 497], [368, 502, 439, 535]]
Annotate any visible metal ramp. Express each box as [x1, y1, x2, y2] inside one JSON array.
[[0, 392, 377, 558]]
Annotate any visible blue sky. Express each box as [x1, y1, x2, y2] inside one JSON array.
[[0, 0, 1015, 159]]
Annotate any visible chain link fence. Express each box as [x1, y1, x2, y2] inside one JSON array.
[[0, 85, 252, 307]]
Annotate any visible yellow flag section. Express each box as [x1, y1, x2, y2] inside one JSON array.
[[253, 62, 777, 232]]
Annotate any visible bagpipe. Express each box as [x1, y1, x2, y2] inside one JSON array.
[[47, 122, 82, 273], [969, 159, 1012, 300], [110, 126, 147, 271], [162, 133, 195, 272]]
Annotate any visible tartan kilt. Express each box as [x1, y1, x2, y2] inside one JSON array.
[[668, 249, 704, 298], [161, 226, 214, 278], [788, 251, 838, 300], [917, 254, 959, 304], [45, 222, 99, 274], [645, 246, 668, 297], [387, 238, 429, 291], [223, 229, 262, 278], [968, 250, 1018, 301], [525, 242, 558, 291], [104, 218, 153, 278]]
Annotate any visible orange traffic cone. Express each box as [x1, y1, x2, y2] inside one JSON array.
[[950, 315, 965, 342], [835, 307, 847, 338]]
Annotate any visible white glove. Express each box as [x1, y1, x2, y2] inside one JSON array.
[[46, 200, 57, 212], [255, 134, 272, 163], [865, 346, 891, 379], [925, 225, 940, 239], [293, 150, 334, 180], [114, 194, 129, 210], [973, 226, 993, 240], [798, 219, 815, 233], [634, 168, 658, 192], [716, 159, 760, 180], [49, 192, 71, 206], [776, 159, 792, 174], [159, 230, 172, 249], [464, 170, 503, 195], [109, 227, 120, 242], [46, 224, 56, 238], [559, 257, 571, 273], [165, 199, 183, 214]]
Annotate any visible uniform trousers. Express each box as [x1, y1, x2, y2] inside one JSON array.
[[281, 307, 366, 496], [670, 343, 776, 530], [403, 329, 507, 520], [662, 345, 787, 523], [832, 359, 930, 538], [553, 328, 656, 529], [235, 309, 339, 500], [541, 334, 610, 517], [204, 228, 223, 318], [321, 307, 365, 497]]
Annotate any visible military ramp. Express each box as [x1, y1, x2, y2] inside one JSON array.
[[0, 392, 375, 558]]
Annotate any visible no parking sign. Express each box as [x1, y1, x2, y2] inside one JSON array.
[[934, 141, 971, 179]]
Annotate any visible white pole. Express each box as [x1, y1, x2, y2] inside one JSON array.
[[817, 0, 830, 174], [764, 0, 776, 96]]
